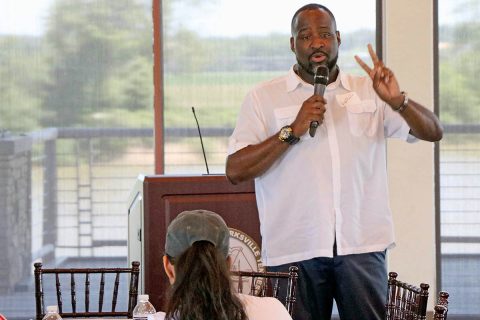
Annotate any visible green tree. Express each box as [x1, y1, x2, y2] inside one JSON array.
[[439, 62, 480, 123], [0, 36, 45, 132], [439, 0, 480, 124], [41, 0, 153, 127]]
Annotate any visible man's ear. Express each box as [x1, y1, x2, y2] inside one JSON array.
[[290, 37, 295, 53], [163, 255, 176, 285], [336, 30, 341, 46]]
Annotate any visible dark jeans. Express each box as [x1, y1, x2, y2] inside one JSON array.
[[267, 251, 387, 320]]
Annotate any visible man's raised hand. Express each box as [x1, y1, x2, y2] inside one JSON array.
[[354, 44, 403, 108]]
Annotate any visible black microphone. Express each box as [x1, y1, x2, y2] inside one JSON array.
[[191, 106, 210, 174], [309, 65, 330, 137]]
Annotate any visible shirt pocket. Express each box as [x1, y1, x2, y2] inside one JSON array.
[[273, 105, 300, 130], [345, 100, 378, 137]]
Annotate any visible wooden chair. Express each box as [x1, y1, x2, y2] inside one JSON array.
[[385, 271, 430, 320], [34, 261, 140, 319], [436, 291, 449, 319], [231, 266, 299, 316]]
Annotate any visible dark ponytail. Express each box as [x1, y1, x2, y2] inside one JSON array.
[[164, 241, 247, 320]]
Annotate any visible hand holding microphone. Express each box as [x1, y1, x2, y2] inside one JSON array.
[[309, 65, 330, 137]]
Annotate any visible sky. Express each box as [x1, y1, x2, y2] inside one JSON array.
[[171, 0, 376, 37], [0, 0, 53, 36], [0, 0, 466, 37]]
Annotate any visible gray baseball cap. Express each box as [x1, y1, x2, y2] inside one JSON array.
[[165, 209, 230, 258]]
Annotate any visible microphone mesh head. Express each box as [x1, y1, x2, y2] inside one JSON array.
[[314, 65, 329, 85]]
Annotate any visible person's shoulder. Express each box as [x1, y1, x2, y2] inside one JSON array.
[[250, 73, 289, 93], [238, 294, 293, 320], [238, 292, 278, 303]]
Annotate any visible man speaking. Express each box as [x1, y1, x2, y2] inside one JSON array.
[[226, 3, 443, 320]]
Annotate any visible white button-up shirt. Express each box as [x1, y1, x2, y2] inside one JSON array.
[[228, 67, 416, 266]]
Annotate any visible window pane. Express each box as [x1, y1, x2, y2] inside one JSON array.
[[162, 0, 377, 174], [439, 0, 480, 316], [0, 0, 153, 318]]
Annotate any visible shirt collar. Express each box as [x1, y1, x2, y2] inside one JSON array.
[[286, 65, 353, 93], [338, 69, 353, 91], [286, 66, 304, 92]]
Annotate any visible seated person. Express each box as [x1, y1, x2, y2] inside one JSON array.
[[154, 209, 293, 320]]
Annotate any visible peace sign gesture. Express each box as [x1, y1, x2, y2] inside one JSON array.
[[354, 44, 403, 108]]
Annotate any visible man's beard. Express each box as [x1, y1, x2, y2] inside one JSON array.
[[297, 53, 338, 76]]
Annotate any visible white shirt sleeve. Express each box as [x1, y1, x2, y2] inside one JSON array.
[[383, 99, 418, 143], [228, 90, 269, 155]]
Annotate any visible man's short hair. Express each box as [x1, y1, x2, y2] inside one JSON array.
[[291, 3, 337, 35]]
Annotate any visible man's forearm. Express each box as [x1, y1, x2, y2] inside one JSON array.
[[395, 97, 443, 142], [226, 134, 291, 184]]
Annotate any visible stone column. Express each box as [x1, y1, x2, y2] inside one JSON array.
[[0, 134, 32, 293]]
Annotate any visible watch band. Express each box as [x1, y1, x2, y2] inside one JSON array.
[[393, 91, 409, 113], [286, 134, 300, 145]]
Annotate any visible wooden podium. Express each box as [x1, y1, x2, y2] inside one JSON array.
[[127, 174, 259, 310]]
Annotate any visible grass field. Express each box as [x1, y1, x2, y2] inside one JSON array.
[[163, 71, 284, 127]]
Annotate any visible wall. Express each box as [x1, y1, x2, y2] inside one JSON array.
[[384, 0, 438, 310]]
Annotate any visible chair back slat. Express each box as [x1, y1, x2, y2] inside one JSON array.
[[285, 266, 298, 315], [385, 272, 429, 320], [127, 261, 140, 318], [55, 274, 63, 314], [260, 275, 268, 297], [407, 285, 420, 319], [34, 263, 44, 319], [71, 274, 76, 313], [398, 286, 405, 319], [272, 278, 280, 298], [394, 283, 403, 319], [34, 261, 140, 319], [85, 273, 90, 312], [112, 272, 120, 312], [237, 273, 243, 293], [231, 265, 298, 317], [99, 272, 105, 312], [249, 275, 257, 296], [404, 287, 413, 318]]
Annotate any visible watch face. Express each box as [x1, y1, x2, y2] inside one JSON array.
[[280, 126, 292, 141]]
